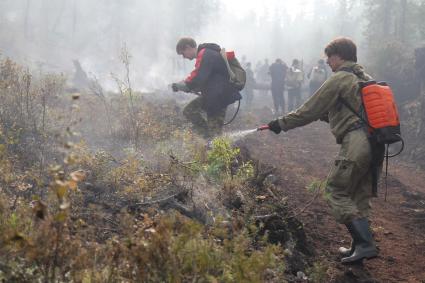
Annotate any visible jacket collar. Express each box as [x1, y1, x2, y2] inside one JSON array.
[[336, 61, 356, 72]]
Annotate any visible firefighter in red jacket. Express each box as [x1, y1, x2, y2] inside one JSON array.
[[172, 37, 241, 138]]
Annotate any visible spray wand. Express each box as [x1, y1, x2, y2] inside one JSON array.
[[257, 124, 270, 131]]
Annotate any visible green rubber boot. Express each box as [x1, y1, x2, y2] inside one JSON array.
[[341, 218, 378, 264]]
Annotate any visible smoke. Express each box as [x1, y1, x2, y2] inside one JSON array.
[[0, 0, 369, 93]]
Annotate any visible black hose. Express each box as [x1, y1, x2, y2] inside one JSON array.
[[385, 144, 389, 202], [387, 135, 404, 158], [224, 99, 240, 125]]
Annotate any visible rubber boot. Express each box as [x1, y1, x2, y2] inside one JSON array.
[[341, 218, 378, 264], [339, 223, 356, 257]]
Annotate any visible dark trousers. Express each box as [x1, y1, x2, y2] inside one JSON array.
[[288, 88, 302, 111], [183, 96, 226, 138], [271, 85, 285, 114]]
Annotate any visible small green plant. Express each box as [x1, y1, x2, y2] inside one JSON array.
[[206, 137, 240, 180], [306, 179, 331, 205], [305, 179, 326, 193], [306, 261, 328, 283], [236, 160, 254, 180]]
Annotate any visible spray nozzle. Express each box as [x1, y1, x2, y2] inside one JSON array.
[[257, 125, 270, 131]]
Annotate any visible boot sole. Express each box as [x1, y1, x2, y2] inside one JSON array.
[[341, 251, 378, 264]]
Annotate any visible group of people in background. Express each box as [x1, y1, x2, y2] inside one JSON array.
[[241, 56, 329, 116]]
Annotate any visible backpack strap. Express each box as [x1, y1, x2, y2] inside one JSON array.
[[338, 96, 371, 129], [337, 67, 373, 129]]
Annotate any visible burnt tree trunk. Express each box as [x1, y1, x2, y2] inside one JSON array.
[[72, 0, 77, 39], [399, 0, 407, 43], [415, 47, 425, 137], [24, 0, 31, 40], [383, 0, 393, 36]]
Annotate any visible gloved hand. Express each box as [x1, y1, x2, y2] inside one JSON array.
[[171, 81, 190, 92], [268, 119, 282, 134], [171, 83, 179, 92]]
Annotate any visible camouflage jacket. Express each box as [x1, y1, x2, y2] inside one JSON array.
[[277, 61, 372, 143]]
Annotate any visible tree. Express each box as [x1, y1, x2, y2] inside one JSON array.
[[363, 0, 425, 103]]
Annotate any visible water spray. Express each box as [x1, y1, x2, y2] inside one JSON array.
[[213, 124, 271, 144]]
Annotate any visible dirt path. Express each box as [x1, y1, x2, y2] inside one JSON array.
[[234, 115, 425, 283]]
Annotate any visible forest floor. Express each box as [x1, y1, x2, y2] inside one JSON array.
[[231, 107, 425, 283], [3, 85, 423, 281]]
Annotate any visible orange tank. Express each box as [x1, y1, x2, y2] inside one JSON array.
[[360, 81, 401, 144], [361, 83, 400, 129]]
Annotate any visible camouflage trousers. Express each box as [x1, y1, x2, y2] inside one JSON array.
[[325, 128, 382, 224], [183, 96, 226, 139]]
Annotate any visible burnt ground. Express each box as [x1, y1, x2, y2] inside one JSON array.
[[229, 107, 425, 283]]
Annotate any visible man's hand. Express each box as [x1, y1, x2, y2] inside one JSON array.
[[268, 119, 282, 134], [171, 81, 190, 93]]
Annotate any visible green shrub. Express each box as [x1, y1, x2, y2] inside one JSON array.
[[307, 261, 328, 283], [205, 137, 253, 182], [206, 137, 239, 179]]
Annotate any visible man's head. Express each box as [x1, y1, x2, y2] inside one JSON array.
[[292, 59, 300, 67], [324, 37, 357, 72], [176, 37, 197, 60]]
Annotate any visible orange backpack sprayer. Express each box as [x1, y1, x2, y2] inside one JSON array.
[[359, 81, 402, 144], [339, 68, 404, 200]]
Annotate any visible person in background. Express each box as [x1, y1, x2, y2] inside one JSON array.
[[308, 59, 328, 96], [286, 59, 304, 111], [243, 62, 256, 110], [269, 58, 288, 115], [256, 59, 270, 97]]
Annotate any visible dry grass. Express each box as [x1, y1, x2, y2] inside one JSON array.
[[0, 57, 294, 282]]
